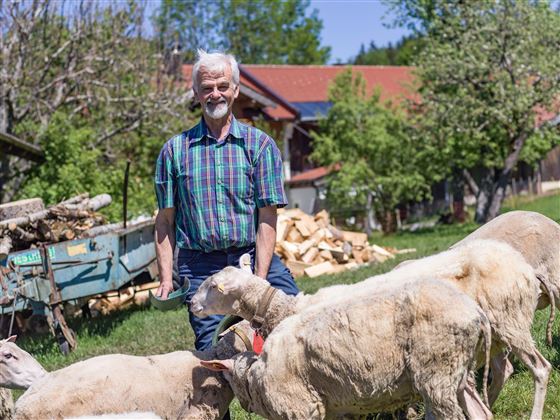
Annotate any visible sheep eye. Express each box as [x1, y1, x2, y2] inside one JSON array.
[[4, 353, 12, 359]]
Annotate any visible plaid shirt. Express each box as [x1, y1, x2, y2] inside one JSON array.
[[155, 117, 287, 251]]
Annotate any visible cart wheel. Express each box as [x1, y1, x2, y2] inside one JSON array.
[[59, 340, 70, 356], [58, 328, 77, 356]]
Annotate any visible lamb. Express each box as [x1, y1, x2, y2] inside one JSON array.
[[191, 239, 551, 419], [9, 319, 256, 420], [202, 277, 491, 419]]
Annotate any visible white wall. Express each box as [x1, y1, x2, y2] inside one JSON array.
[[287, 186, 317, 214]]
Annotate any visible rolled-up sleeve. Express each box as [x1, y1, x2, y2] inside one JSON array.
[[154, 141, 176, 209], [254, 139, 288, 208]]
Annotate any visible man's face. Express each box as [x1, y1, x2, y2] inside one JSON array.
[[195, 64, 239, 121]]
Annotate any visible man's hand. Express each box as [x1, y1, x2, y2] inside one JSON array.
[[255, 206, 277, 278], [155, 207, 176, 300], [156, 280, 173, 300]]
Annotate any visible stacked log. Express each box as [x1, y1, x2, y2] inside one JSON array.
[[276, 208, 415, 278], [0, 194, 112, 258]]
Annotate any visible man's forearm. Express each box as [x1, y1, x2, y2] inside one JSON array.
[[155, 210, 176, 297], [255, 207, 277, 279]]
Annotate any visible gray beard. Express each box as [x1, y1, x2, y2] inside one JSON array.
[[205, 101, 229, 120]]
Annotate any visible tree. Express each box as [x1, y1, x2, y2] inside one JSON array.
[[388, 0, 560, 222], [153, 0, 330, 65], [153, 0, 217, 63], [0, 1, 192, 204], [352, 35, 423, 66], [311, 69, 430, 234]]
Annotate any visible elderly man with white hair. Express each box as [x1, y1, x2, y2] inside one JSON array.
[[154, 50, 299, 352]]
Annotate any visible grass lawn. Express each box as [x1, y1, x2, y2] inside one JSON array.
[[11, 192, 560, 419]]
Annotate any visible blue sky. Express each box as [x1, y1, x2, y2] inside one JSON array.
[[311, 0, 411, 64], [143, 0, 411, 64]]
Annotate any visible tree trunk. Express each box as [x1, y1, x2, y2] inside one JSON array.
[[375, 208, 397, 235], [474, 132, 528, 223], [450, 168, 465, 223], [474, 168, 495, 223], [0, 154, 9, 204], [364, 192, 373, 236]]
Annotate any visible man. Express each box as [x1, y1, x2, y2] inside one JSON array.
[[154, 50, 299, 351]]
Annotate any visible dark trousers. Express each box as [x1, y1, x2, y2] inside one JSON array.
[[178, 246, 299, 351]]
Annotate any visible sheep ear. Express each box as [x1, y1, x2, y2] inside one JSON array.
[[200, 359, 234, 372], [7, 335, 17, 343], [239, 253, 252, 273]]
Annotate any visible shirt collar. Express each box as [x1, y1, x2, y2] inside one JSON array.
[[190, 116, 244, 143]]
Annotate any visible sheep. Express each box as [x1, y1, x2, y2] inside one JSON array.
[[191, 239, 551, 419], [11, 319, 256, 420], [452, 210, 559, 329], [201, 277, 492, 419], [1, 387, 15, 420], [446, 210, 560, 407], [0, 335, 47, 389], [66, 413, 161, 419]]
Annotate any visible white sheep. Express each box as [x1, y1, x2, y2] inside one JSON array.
[[0, 387, 15, 420], [452, 210, 559, 332], [445, 210, 560, 407], [202, 278, 491, 419], [0, 336, 47, 389], [191, 239, 551, 419], [66, 413, 161, 419], [10, 319, 255, 420]]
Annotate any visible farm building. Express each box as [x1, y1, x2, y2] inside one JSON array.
[[180, 63, 560, 218]]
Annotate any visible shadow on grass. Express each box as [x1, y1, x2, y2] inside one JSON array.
[[15, 303, 150, 358], [66, 303, 150, 338]]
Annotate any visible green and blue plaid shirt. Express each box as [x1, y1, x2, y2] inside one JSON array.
[[155, 117, 287, 251]]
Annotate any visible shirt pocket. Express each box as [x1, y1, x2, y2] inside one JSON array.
[[224, 161, 254, 200]]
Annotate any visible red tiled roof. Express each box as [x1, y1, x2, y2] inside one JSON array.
[[243, 65, 417, 104], [287, 163, 341, 186], [182, 64, 417, 121]]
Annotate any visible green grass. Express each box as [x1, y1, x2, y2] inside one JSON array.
[[10, 192, 560, 418]]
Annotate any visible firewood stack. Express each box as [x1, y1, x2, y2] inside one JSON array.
[[0, 193, 112, 259], [276, 208, 415, 278]]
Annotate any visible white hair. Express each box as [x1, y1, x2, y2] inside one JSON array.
[[192, 49, 240, 92]]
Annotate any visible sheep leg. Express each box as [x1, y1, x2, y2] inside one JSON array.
[[457, 375, 493, 420], [487, 352, 513, 407], [511, 346, 551, 420]]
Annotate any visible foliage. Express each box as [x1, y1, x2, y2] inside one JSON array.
[[16, 108, 192, 221], [390, 0, 560, 222], [153, 0, 217, 62], [311, 69, 431, 233], [153, 0, 330, 65], [352, 35, 424, 66], [17, 114, 120, 218], [1, 1, 193, 203]]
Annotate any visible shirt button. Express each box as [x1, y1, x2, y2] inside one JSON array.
[[220, 217, 225, 222], [218, 198, 223, 204]]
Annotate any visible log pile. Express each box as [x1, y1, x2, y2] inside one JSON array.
[[276, 208, 415, 278], [87, 281, 159, 316], [0, 193, 112, 259]]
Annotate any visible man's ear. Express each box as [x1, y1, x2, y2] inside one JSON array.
[[239, 253, 252, 273], [200, 359, 234, 372]]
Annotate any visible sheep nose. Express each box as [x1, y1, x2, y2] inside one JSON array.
[[191, 302, 203, 314]]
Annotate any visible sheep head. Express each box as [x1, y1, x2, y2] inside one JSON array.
[[0, 335, 47, 389], [200, 352, 258, 412], [191, 265, 255, 318]]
